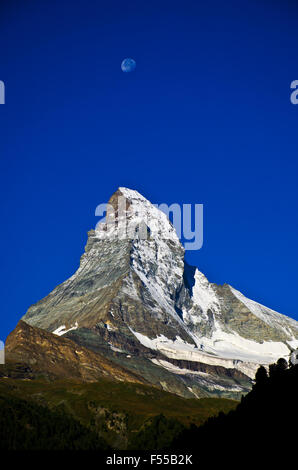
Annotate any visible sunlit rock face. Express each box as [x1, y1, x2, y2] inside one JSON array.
[[21, 187, 298, 398]]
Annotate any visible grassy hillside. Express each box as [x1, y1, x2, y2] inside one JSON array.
[[0, 377, 237, 449], [0, 393, 109, 451]]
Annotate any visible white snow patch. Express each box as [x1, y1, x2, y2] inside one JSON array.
[[287, 339, 298, 349], [151, 358, 211, 377], [130, 327, 292, 379], [53, 322, 78, 336], [108, 343, 125, 353], [191, 269, 220, 318], [187, 387, 200, 398], [197, 320, 291, 364]]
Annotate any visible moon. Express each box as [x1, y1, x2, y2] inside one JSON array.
[[121, 58, 136, 73]]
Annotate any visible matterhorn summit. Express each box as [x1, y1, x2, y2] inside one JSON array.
[[21, 187, 298, 398]]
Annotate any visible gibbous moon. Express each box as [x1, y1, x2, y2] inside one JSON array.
[[121, 58, 136, 72]]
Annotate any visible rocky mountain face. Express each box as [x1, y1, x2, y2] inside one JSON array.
[[20, 187, 298, 398], [3, 320, 144, 384]]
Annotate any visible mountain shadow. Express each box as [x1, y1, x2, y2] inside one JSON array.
[[173, 358, 298, 459]]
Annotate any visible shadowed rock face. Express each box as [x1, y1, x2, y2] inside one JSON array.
[[17, 187, 298, 398]]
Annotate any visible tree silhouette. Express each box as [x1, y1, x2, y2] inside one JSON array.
[[173, 359, 298, 460], [255, 365, 268, 385]]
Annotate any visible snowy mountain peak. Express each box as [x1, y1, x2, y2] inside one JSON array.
[[22, 187, 298, 397], [114, 188, 185, 322], [95, 187, 180, 245], [118, 187, 147, 202]]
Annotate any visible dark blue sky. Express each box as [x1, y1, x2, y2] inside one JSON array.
[[1, 0, 298, 340]]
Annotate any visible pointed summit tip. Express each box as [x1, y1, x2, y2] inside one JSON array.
[[117, 187, 148, 202], [107, 187, 149, 212]]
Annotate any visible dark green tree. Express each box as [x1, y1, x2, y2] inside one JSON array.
[[276, 357, 288, 371], [255, 365, 268, 385]]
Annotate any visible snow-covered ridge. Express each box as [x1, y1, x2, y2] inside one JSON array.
[[118, 187, 147, 201], [183, 269, 220, 326], [229, 286, 298, 336], [192, 270, 220, 316]]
